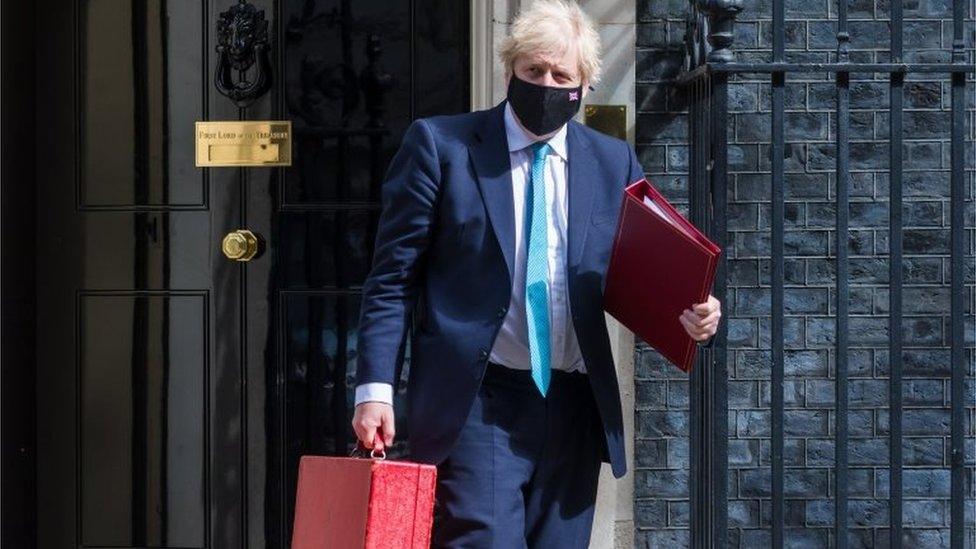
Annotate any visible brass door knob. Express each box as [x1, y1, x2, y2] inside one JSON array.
[[222, 229, 259, 261]]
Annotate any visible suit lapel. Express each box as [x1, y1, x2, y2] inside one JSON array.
[[566, 121, 596, 270], [469, 101, 516, 284]]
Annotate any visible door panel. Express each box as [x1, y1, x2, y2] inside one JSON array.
[[80, 0, 205, 208], [79, 292, 206, 548]]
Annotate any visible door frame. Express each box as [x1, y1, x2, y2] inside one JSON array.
[[1, 1, 38, 547], [469, 0, 494, 111]]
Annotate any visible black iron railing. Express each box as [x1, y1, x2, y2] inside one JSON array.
[[677, 0, 973, 546]]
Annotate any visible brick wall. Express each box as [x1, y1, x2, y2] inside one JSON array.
[[634, 0, 975, 546]]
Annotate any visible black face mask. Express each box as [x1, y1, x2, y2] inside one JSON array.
[[506, 73, 583, 136]]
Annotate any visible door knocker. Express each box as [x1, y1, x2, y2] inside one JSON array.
[[215, 0, 272, 107]]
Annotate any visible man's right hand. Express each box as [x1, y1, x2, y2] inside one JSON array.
[[352, 401, 395, 451]]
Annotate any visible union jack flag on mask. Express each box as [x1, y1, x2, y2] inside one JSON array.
[[568, 91, 579, 101]]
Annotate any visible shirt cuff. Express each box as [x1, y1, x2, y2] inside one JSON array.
[[355, 382, 394, 406]]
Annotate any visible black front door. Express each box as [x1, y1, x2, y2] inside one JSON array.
[[34, 1, 469, 547]]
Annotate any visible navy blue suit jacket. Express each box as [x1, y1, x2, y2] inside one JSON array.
[[356, 99, 644, 479]]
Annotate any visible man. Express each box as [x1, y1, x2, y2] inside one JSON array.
[[352, 1, 721, 546]]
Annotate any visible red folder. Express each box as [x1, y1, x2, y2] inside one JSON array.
[[291, 455, 437, 549], [603, 178, 721, 372]]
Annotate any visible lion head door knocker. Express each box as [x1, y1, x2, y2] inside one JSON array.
[[215, 0, 272, 107]]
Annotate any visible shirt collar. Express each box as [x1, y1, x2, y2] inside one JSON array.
[[503, 101, 568, 161]]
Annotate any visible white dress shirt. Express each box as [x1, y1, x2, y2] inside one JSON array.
[[355, 103, 584, 406], [488, 103, 585, 375]]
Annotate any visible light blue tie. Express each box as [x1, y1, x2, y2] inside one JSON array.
[[525, 141, 552, 397]]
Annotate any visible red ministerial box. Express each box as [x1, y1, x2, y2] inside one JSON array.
[[291, 455, 437, 549], [603, 178, 721, 372]]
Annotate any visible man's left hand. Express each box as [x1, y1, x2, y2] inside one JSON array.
[[679, 294, 721, 342]]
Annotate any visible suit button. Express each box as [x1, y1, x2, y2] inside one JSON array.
[[479, 349, 489, 359], [497, 307, 507, 318]]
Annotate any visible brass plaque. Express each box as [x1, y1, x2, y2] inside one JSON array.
[[584, 105, 627, 141], [195, 121, 292, 167]]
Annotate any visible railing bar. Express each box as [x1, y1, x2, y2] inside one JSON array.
[[947, 2, 967, 543], [694, 72, 701, 548], [773, 0, 784, 62], [770, 71, 786, 549], [834, 81, 852, 547], [689, 72, 704, 549], [948, 71, 966, 549], [888, 0, 904, 543], [950, 0, 964, 44], [948, 0, 967, 541], [698, 71, 708, 548], [700, 71, 707, 545], [695, 74, 713, 547], [834, 0, 851, 544], [770, 0, 785, 544], [891, 0, 903, 62], [699, 62, 976, 74], [708, 72, 729, 549]]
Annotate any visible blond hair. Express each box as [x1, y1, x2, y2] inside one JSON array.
[[498, 0, 602, 86]]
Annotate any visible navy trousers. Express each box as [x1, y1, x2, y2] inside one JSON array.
[[430, 362, 605, 548]]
